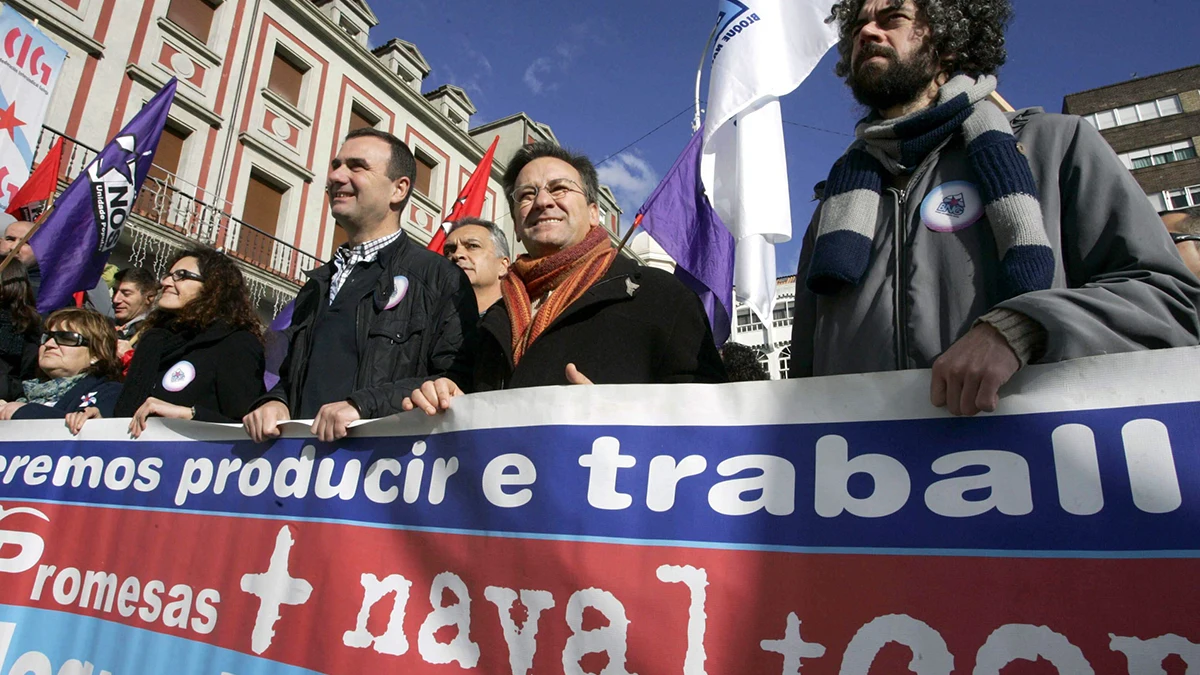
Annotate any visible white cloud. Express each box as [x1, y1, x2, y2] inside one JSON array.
[[597, 152, 660, 214], [523, 57, 554, 95]]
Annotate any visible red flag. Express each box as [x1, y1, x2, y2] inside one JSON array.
[[427, 135, 499, 254], [6, 137, 64, 218]]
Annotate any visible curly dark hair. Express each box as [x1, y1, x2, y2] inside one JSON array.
[[1, 260, 39, 335], [144, 247, 263, 339], [44, 308, 122, 381], [720, 343, 770, 382], [828, 0, 1012, 79]]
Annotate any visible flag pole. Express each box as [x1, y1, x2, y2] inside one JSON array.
[[693, 19, 721, 134], [615, 213, 643, 257], [0, 195, 58, 276]]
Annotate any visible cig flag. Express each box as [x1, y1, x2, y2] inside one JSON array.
[[636, 128, 735, 346], [0, 6, 67, 210], [700, 0, 837, 323], [29, 79, 177, 313], [427, 135, 499, 254]]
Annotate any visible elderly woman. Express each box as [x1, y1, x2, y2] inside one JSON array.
[[0, 307, 122, 420], [70, 247, 265, 437]]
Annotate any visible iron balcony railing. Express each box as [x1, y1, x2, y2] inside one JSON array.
[[32, 127, 322, 286]]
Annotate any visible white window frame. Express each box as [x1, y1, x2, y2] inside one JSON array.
[[1084, 95, 1184, 131]]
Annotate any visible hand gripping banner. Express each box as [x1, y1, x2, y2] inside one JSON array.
[[0, 348, 1198, 674]]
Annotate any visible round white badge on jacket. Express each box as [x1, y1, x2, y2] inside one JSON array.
[[920, 180, 984, 232], [385, 275, 409, 310], [162, 360, 196, 392]]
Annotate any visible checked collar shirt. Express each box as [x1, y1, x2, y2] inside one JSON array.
[[328, 229, 404, 304]]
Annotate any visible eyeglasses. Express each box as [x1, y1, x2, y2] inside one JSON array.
[[1170, 233, 1200, 244], [509, 178, 586, 207], [41, 330, 90, 347], [162, 269, 204, 283]]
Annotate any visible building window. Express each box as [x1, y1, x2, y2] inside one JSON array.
[[754, 348, 769, 373], [772, 299, 794, 327], [136, 125, 189, 220], [414, 154, 435, 197], [1157, 184, 1200, 211], [267, 49, 306, 108], [339, 16, 360, 38], [348, 105, 376, 132], [240, 172, 286, 267], [736, 308, 763, 333], [779, 346, 791, 380], [1120, 140, 1196, 170], [1084, 95, 1183, 130], [166, 0, 217, 44]]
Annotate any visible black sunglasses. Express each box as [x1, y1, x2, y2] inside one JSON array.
[[41, 330, 90, 347], [162, 269, 205, 283], [1171, 233, 1200, 245]]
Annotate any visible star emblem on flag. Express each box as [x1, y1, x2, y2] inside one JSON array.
[[0, 101, 26, 142]]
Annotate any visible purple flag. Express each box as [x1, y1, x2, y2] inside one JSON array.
[[263, 300, 295, 391], [30, 78, 178, 313], [636, 128, 735, 346]]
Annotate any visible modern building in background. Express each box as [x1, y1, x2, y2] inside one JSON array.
[[16, 0, 626, 318], [1063, 65, 1200, 213], [729, 276, 795, 380]]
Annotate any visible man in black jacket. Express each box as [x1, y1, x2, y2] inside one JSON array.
[[243, 129, 476, 441], [404, 142, 725, 414]]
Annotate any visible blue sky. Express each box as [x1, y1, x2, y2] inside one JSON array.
[[375, 0, 1200, 277]]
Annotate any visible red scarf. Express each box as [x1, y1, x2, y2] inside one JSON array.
[[501, 226, 616, 365]]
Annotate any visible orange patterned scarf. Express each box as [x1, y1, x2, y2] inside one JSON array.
[[502, 226, 617, 365]]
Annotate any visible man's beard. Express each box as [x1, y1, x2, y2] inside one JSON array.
[[847, 44, 938, 113]]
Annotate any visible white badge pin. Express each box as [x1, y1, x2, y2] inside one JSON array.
[[920, 180, 984, 233], [162, 360, 197, 392], [385, 275, 409, 310]]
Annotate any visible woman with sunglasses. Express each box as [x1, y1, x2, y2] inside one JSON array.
[[0, 261, 41, 401], [69, 247, 265, 437], [0, 307, 122, 420]]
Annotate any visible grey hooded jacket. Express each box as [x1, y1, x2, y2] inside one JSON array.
[[790, 109, 1200, 377]]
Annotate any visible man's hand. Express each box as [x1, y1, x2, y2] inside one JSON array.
[[128, 396, 194, 438], [243, 400, 290, 443], [0, 401, 25, 420], [565, 363, 593, 385], [402, 378, 464, 416], [312, 401, 361, 442], [930, 322, 1020, 416]]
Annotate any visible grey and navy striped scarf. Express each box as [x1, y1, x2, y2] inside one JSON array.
[[806, 74, 1053, 299]]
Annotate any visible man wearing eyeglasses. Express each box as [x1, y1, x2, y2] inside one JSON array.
[[404, 141, 726, 415], [242, 128, 477, 442], [1162, 208, 1200, 278]]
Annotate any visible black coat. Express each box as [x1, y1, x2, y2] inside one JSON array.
[[259, 233, 477, 418], [475, 256, 727, 389], [117, 322, 265, 422], [12, 374, 122, 419], [0, 309, 39, 401]]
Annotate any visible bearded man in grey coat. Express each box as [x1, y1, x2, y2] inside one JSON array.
[[790, 0, 1200, 415]]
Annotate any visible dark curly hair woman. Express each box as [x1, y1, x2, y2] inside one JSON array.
[[69, 247, 265, 437]]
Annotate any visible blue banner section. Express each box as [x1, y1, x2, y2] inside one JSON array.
[[2, 401, 1198, 554], [0, 605, 320, 675]]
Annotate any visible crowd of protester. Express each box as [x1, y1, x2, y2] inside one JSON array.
[[3, 0, 1200, 439]]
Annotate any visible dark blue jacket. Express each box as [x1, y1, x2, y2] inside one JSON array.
[[11, 374, 122, 419]]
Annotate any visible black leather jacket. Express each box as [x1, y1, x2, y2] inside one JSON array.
[[257, 233, 477, 419]]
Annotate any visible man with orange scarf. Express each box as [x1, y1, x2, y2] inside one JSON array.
[[404, 142, 726, 413]]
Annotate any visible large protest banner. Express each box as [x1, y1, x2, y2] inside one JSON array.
[[0, 7, 66, 210], [0, 348, 1197, 674]]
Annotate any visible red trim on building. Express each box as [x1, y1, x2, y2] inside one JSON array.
[[107, 0, 158, 141], [198, 0, 252, 195], [65, 0, 119, 138]]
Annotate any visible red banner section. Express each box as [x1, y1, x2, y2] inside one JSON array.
[[1, 500, 1195, 674]]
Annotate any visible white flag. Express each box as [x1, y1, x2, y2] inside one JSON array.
[[700, 0, 838, 324], [0, 7, 66, 210]]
